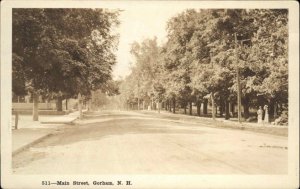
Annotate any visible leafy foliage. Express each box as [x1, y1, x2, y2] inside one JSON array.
[[12, 8, 120, 99], [118, 9, 288, 120]]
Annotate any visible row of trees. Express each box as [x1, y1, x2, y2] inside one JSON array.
[[118, 9, 288, 122], [12, 9, 120, 120]]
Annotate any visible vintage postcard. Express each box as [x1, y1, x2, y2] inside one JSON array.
[[1, 1, 299, 188]]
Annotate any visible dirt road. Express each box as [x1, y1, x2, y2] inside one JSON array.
[[13, 111, 287, 174]]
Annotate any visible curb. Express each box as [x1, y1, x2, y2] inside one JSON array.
[[40, 117, 78, 124], [12, 133, 53, 157]]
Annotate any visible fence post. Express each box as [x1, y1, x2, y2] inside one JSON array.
[[15, 111, 19, 129]]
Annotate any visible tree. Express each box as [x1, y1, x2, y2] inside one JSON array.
[[246, 9, 288, 118], [117, 9, 288, 123], [161, 10, 202, 114], [12, 53, 27, 97], [129, 38, 161, 110], [13, 8, 120, 120]]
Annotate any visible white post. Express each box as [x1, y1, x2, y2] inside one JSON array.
[[264, 105, 269, 124], [257, 106, 262, 124]]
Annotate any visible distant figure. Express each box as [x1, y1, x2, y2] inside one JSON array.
[[264, 105, 269, 123], [257, 106, 263, 124]]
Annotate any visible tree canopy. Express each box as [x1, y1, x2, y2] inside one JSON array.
[[12, 8, 120, 99], [118, 9, 288, 122]]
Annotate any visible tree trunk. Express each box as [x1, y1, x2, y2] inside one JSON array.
[[243, 103, 250, 119], [243, 95, 250, 119], [172, 98, 176, 114], [15, 111, 19, 129], [184, 104, 187, 114], [197, 100, 201, 116], [32, 93, 39, 121], [269, 98, 275, 119], [88, 99, 92, 111], [203, 99, 208, 115], [274, 102, 278, 118], [219, 102, 224, 117], [165, 101, 168, 111], [56, 96, 63, 111], [225, 100, 230, 120], [45, 99, 49, 109], [65, 98, 68, 110], [169, 100, 172, 112], [91, 91, 95, 111], [158, 102, 161, 113], [83, 100, 85, 109], [151, 98, 154, 110], [78, 93, 82, 119], [278, 103, 282, 115], [211, 92, 216, 120], [231, 102, 235, 117], [189, 101, 192, 115]]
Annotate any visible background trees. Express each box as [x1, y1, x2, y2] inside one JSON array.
[[12, 8, 120, 120], [119, 38, 162, 110], [118, 9, 288, 124], [13, 8, 288, 124]]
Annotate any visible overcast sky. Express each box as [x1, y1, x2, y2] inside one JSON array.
[[112, 7, 187, 80]]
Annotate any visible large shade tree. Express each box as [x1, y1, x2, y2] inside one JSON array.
[[114, 9, 288, 124], [12, 8, 120, 120]]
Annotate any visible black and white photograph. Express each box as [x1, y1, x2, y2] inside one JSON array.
[[1, 1, 299, 189]]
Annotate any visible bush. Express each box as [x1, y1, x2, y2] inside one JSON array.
[[278, 110, 288, 125]]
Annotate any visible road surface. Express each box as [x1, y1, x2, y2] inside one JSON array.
[[13, 110, 288, 174]]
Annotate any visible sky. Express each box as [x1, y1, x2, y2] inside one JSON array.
[[112, 7, 187, 80]]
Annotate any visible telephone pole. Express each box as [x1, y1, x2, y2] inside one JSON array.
[[234, 33, 242, 123], [210, 50, 216, 121]]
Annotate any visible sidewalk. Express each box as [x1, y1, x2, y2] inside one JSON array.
[[12, 110, 83, 156], [12, 129, 55, 156], [139, 110, 288, 137], [40, 111, 79, 124]]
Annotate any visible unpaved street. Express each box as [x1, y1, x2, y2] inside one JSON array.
[[13, 111, 287, 174]]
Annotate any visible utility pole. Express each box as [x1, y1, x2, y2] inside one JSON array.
[[210, 50, 216, 121], [234, 33, 242, 123]]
